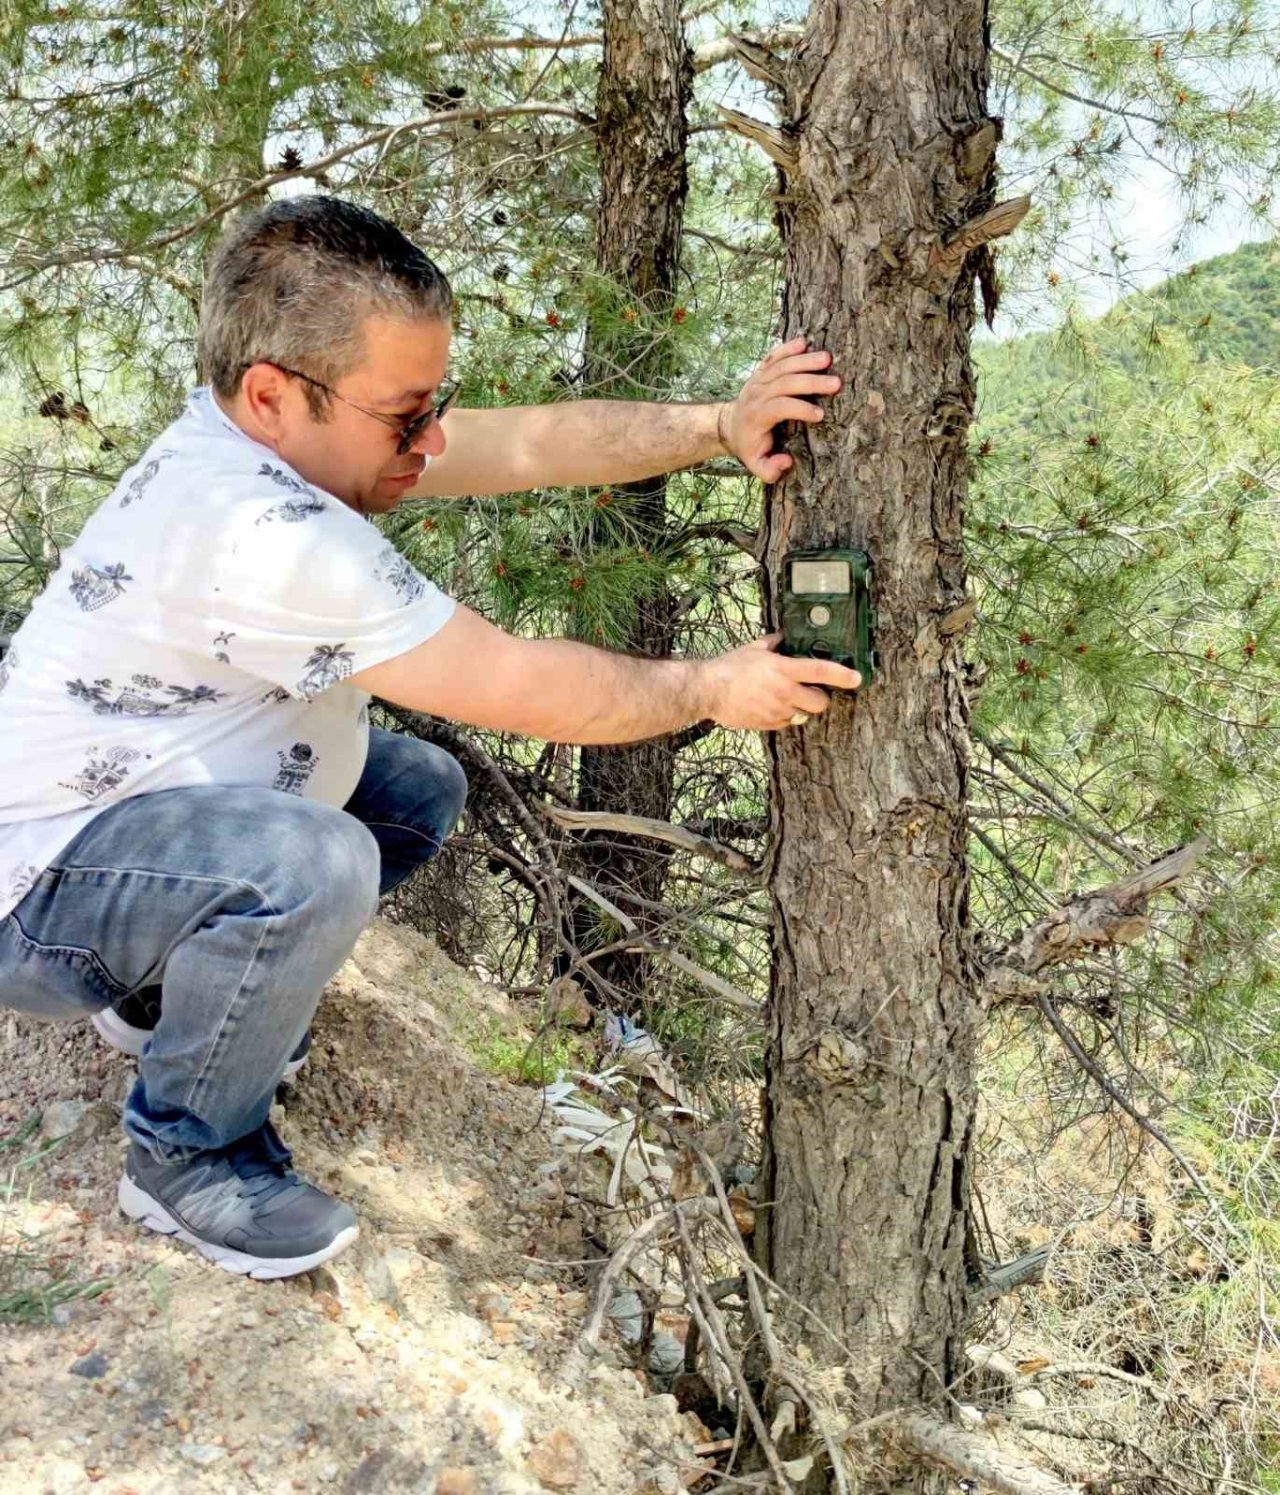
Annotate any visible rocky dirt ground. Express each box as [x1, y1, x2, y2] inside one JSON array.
[[0, 919, 704, 1495]]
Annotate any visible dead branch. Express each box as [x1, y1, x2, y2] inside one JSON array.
[[1029, 1362, 1171, 1402], [714, 106, 799, 173], [539, 802, 763, 879], [672, 1200, 797, 1490], [692, 1146, 852, 1495], [556, 1197, 719, 1391], [899, 1413, 1084, 1495], [1036, 990, 1242, 1244], [983, 836, 1209, 1002], [929, 195, 1032, 275], [637, 943, 762, 1013], [693, 24, 803, 74], [971, 1245, 1051, 1304], [565, 874, 638, 933]]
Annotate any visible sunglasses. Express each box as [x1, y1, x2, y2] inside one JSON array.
[[272, 363, 459, 455]]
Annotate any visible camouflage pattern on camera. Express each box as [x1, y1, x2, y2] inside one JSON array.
[[779, 547, 877, 684]]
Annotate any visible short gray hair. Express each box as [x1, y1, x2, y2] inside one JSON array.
[[198, 196, 452, 417]]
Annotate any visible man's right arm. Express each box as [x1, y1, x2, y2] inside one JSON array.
[[350, 606, 860, 742]]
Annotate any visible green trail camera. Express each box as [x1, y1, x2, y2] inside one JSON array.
[[780, 548, 877, 683]]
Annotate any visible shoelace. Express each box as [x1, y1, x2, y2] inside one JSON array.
[[223, 1120, 300, 1210]]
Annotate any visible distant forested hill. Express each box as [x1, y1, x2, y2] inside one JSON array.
[[975, 237, 1280, 442]]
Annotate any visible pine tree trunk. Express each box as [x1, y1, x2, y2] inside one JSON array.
[[573, 0, 692, 1002], [759, 0, 992, 1470]]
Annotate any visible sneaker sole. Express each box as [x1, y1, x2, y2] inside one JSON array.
[[117, 1172, 357, 1281], [93, 1009, 308, 1079]]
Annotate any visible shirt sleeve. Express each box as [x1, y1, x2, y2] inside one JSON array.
[[165, 477, 455, 700]]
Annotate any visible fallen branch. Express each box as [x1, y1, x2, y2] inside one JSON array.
[[899, 1413, 1084, 1495], [540, 802, 762, 879], [971, 1245, 1051, 1304], [983, 836, 1209, 1003]]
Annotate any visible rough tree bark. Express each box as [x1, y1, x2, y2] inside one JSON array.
[[756, 0, 1002, 1483], [572, 0, 692, 1003]]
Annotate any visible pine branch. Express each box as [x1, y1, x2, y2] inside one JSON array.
[[2, 104, 594, 292], [991, 47, 1166, 128]]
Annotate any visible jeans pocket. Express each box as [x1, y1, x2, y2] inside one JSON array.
[[0, 912, 121, 1022]]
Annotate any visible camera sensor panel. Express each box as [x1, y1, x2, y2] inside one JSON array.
[[791, 559, 851, 595]]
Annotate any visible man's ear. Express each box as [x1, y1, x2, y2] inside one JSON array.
[[239, 362, 293, 441]]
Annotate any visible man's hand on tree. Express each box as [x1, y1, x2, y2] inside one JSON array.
[[700, 634, 860, 731], [717, 336, 843, 483]]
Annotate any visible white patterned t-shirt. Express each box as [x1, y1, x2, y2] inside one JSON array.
[[0, 387, 455, 920]]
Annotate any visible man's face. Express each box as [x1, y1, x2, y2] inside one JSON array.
[[271, 313, 452, 515]]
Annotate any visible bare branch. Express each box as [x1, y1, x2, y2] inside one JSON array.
[[693, 24, 803, 73], [1035, 990, 1242, 1242], [899, 1413, 1085, 1495], [539, 802, 762, 878], [555, 1197, 720, 1391], [982, 837, 1209, 1002]]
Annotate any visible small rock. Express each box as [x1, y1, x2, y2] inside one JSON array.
[[40, 1100, 89, 1139], [307, 1265, 346, 1301], [1014, 1388, 1048, 1410], [644, 1393, 680, 1424], [476, 1399, 524, 1455], [179, 1442, 227, 1466], [69, 1352, 108, 1380], [526, 1428, 582, 1490], [351, 1324, 380, 1353], [239, 1310, 261, 1328], [473, 1291, 511, 1322], [490, 1322, 518, 1345], [317, 1461, 340, 1483], [647, 1332, 684, 1379], [608, 1289, 643, 1344], [435, 1470, 477, 1495], [40, 1457, 85, 1495]]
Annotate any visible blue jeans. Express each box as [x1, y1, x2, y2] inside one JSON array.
[[0, 730, 466, 1162]]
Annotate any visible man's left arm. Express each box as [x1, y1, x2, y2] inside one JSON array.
[[407, 337, 841, 498]]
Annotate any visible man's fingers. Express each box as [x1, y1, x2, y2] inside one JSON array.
[[747, 452, 793, 482], [789, 657, 862, 691], [792, 683, 836, 714], [760, 336, 809, 367], [757, 372, 842, 399], [755, 351, 836, 384]]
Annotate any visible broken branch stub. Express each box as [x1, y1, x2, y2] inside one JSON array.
[[929, 194, 1032, 275], [982, 836, 1208, 1003]]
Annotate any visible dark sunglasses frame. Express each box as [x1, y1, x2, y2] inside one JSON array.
[[271, 363, 459, 455]]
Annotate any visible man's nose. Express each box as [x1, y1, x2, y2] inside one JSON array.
[[410, 417, 447, 457]]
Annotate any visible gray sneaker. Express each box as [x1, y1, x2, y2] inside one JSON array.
[[118, 1125, 358, 1280]]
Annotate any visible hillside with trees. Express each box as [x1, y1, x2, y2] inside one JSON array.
[[3, 1, 1280, 1490]]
